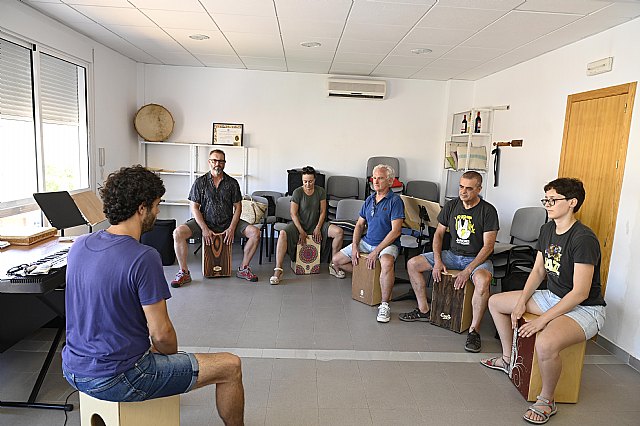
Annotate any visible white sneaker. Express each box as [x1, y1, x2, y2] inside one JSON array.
[[329, 263, 346, 279], [377, 302, 391, 323]]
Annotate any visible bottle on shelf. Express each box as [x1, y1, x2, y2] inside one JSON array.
[[461, 114, 468, 134], [474, 112, 481, 133]]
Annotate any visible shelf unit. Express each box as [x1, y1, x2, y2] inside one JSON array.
[[443, 108, 494, 201], [139, 141, 248, 223]]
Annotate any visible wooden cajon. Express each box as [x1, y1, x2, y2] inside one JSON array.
[[429, 270, 474, 333], [351, 253, 381, 306], [202, 233, 232, 278], [510, 312, 586, 403], [290, 236, 320, 275], [79, 393, 179, 426]]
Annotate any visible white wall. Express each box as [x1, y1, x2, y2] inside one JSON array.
[[140, 65, 448, 194], [465, 17, 640, 359], [0, 0, 138, 189]]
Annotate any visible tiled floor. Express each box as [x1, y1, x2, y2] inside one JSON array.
[[1, 243, 639, 425]]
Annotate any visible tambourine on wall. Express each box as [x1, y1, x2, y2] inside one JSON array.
[[134, 104, 175, 142]]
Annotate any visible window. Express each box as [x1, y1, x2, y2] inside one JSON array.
[[0, 35, 90, 218]]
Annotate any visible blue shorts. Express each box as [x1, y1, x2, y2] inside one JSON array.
[[532, 289, 606, 339], [421, 250, 493, 277], [63, 351, 199, 402], [340, 240, 400, 260]]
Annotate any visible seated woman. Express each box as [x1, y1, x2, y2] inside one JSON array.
[[480, 178, 605, 425], [270, 166, 344, 284]]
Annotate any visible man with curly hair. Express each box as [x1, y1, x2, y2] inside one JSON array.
[[172, 149, 261, 286], [62, 166, 244, 425]]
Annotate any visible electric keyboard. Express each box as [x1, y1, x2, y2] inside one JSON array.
[[0, 248, 69, 294]]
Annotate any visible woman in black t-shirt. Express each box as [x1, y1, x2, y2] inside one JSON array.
[[481, 178, 605, 425]]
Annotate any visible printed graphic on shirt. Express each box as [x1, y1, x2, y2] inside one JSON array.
[[455, 214, 475, 245], [544, 244, 562, 276]]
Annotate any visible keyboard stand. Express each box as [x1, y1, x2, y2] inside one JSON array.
[[0, 294, 73, 412]]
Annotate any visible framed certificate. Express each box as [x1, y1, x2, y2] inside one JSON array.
[[212, 123, 243, 146]]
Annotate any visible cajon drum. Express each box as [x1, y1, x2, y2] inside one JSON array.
[[510, 312, 586, 403], [351, 253, 381, 306], [79, 393, 179, 426], [429, 270, 473, 333], [202, 233, 232, 278], [291, 236, 320, 275]]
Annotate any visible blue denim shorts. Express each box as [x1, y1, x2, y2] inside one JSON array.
[[421, 250, 493, 277], [340, 240, 400, 260], [63, 351, 199, 402], [532, 289, 606, 339]]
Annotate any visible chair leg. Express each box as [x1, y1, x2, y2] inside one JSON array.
[[194, 243, 202, 255]]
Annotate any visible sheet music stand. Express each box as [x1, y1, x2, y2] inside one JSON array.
[[33, 191, 88, 236], [393, 195, 442, 302]]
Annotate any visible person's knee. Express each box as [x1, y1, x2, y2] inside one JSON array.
[[245, 226, 260, 241], [534, 334, 560, 362], [332, 252, 347, 265], [380, 255, 394, 272], [408, 256, 428, 274], [217, 352, 243, 382], [174, 225, 192, 241], [472, 271, 491, 295]]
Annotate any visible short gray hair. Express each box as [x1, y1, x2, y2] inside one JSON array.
[[373, 164, 395, 181]]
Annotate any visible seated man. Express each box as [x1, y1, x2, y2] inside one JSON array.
[[172, 149, 261, 286], [399, 171, 498, 353], [331, 164, 404, 323], [62, 165, 244, 425]]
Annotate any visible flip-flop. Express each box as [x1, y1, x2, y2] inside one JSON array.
[[480, 356, 510, 374], [270, 267, 283, 285], [523, 395, 557, 424]]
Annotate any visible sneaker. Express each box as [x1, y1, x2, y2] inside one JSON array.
[[376, 302, 391, 323], [465, 330, 482, 353], [236, 266, 258, 282], [398, 308, 430, 322], [171, 270, 191, 288], [329, 263, 346, 279]]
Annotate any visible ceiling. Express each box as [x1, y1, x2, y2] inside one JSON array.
[[18, 0, 640, 80]]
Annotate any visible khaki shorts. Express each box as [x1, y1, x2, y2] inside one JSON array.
[[184, 218, 249, 240]]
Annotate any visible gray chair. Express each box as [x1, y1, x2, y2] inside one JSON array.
[[252, 190, 283, 258], [270, 196, 292, 262], [326, 175, 359, 220], [404, 180, 439, 202], [365, 156, 404, 197], [493, 206, 548, 280], [333, 199, 364, 246]]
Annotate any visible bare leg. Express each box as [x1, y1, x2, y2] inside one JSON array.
[[173, 225, 193, 272], [407, 256, 432, 313], [379, 254, 395, 303], [240, 225, 260, 268], [328, 225, 344, 257], [332, 251, 353, 273], [469, 270, 492, 332], [193, 352, 244, 426], [273, 230, 288, 280]]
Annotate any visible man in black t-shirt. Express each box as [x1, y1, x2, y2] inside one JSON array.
[[172, 149, 261, 286], [399, 171, 499, 353]]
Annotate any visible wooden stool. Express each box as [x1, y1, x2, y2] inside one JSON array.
[[79, 393, 180, 426], [510, 312, 586, 403], [351, 253, 381, 306], [290, 236, 320, 275], [203, 233, 231, 278], [429, 270, 473, 333]]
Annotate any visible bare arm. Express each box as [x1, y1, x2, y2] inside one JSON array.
[[290, 201, 307, 244], [142, 299, 177, 355], [313, 199, 328, 244], [222, 200, 242, 245], [454, 230, 497, 288], [365, 218, 403, 269], [431, 224, 448, 281], [511, 252, 547, 327], [190, 201, 215, 245], [351, 217, 367, 266]]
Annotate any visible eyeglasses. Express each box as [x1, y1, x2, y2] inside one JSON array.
[[209, 159, 226, 164], [540, 197, 568, 206]]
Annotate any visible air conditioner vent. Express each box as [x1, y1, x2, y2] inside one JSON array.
[[327, 78, 386, 100]]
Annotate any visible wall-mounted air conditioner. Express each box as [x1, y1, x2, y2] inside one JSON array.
[[327, 78, 386, 100]]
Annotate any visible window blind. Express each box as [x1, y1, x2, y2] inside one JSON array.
[[40, 53, 81, 123], [0, 38, 33, 118]]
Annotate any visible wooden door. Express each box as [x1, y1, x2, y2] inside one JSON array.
[[558, 82, 636, 296]]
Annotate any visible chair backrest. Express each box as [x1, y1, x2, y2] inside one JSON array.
[[405, 180, 439, 202], [326, 176, 359, 200], [366, 156, 400, 178], [252, 190, 283, 216], [335, 199, 364, 221], [274, 196, 292, 221], [510, 207, 548, 246]]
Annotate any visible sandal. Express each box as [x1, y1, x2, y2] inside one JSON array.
[[480, 355, 510, 374], [523, 395, 557, 425], [270, 268, 283, 285]]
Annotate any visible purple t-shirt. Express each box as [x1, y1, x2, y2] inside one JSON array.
[[62, 230, 171, 377]]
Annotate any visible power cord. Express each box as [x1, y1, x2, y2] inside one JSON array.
[[62, 390, 78, 426]]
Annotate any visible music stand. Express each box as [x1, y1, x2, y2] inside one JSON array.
[[393, 195, 442, 302], [33, 191, 88, 236]]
